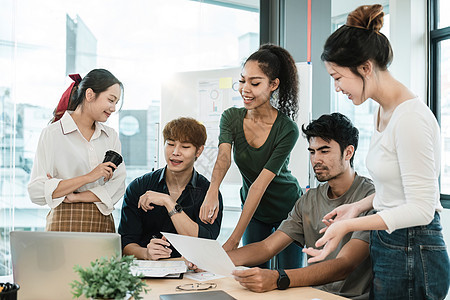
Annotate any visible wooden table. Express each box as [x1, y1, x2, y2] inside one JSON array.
[[142, 275, 349, 299]]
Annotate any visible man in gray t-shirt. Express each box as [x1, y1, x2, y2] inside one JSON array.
[[229, 113, 374, 299]]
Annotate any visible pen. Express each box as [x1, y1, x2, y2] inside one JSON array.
[[152, 235, 169, 249]]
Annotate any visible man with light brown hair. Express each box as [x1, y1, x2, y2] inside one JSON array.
[[119, 117, 223, 260]]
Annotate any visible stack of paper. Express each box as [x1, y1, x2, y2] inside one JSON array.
[[131, 260, 187, 278]]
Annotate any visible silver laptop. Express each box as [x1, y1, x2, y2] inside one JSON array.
[[160, 290, 237, 300], [10, 231, 121, 300]]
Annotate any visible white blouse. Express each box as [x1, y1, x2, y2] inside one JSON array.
[[27, 111, 126, 215], [366, 98, 443, 233]]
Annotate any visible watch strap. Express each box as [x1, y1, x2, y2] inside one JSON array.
[[276, 269, 290, 290], [168, 203, 182, 217]]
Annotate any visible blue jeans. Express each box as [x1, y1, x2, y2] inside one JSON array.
[[370, 212, 450, 300], [242, 217, 304, 269]]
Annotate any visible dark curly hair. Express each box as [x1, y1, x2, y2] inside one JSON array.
[[302, 112, 359, 167], [246, 44, 299, 121], [321, 5, 392, 97]]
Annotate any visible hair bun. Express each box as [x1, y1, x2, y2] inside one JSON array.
[[346, 4, 384, 33]]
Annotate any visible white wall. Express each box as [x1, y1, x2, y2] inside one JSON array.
[[389, 0, 428, 104]]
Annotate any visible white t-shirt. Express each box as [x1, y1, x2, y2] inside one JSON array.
[[366, 98, 443, 233], [27, 111, 126, 215]]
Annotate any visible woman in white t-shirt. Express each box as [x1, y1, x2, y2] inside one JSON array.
[[303, 5, 450, 299], [28, 69, 126, 232]]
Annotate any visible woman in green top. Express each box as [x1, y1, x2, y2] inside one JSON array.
[[200, 44, 303, 269]]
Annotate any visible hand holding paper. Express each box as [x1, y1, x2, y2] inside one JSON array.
[[161, 232, 236, 276]]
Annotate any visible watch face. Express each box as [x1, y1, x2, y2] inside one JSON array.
[[278, 276, 289, 289], [277, 270, 290, 290]]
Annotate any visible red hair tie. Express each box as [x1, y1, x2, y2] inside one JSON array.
[[53, 74, 82, 122]]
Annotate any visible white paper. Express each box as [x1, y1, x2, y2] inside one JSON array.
[[131, 259, 187, 277], [184, 271, 225, 281], [161, 232, 236, 276]]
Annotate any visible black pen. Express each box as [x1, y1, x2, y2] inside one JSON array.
[[152, 235, 169, 249]]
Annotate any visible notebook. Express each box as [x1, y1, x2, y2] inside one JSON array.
[[159, 290, 237, 299], [10, 231, 121, 300]]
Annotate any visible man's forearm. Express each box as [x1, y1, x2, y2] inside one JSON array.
[[123, 243, 148, 260], [170, 212, 199, 237], [162, 196, 200, 237], [229, 230, 293, 267], [228, 241, 275, 267], [291, 239, 369, 288], [288, 256, 352, 287]]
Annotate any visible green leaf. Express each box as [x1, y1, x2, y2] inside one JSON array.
[[70, 252, 149, 299]]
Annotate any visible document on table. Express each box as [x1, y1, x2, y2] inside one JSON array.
[[184, 271, 226, 281], [131, 259, 187, 278], [161, 232, 236, 277]]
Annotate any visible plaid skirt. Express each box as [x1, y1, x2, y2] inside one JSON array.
[[46, 202, 115, 233]]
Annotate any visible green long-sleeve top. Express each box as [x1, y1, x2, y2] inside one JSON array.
[[219, 107, 302, 223]]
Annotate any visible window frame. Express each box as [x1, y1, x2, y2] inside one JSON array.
[[429, 0, 450, 208]]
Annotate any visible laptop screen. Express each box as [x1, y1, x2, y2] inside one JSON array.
[[10, 231, 121, 300]]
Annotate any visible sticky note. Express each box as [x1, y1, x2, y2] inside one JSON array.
[[219, 77, 232, 89]]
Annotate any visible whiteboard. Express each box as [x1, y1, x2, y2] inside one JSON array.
[[160, 62, 312, 189]]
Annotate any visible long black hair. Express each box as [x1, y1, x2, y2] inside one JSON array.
[[68, 68, 123, 111]]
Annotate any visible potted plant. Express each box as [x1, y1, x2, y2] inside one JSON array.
[[70, 254, 148, 300]]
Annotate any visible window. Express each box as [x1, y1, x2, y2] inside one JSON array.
[[430, 2, 450, 281], [430, 0, 450, 207], [0, 0, 259, 276], [435, 0, 450, 29]]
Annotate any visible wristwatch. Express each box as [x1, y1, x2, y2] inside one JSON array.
[[168, 203, 183, 217], [276, 269, 290, 290]]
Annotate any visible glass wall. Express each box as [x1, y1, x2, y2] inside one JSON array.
[[439, 39, 450, 195], [0, 0, 259, 276], [430, 4, 450, 298], [437, 0, 450, 29], [430, 0, 450, 203]]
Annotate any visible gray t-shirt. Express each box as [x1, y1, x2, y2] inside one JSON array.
[[278, 174, 375, 300]]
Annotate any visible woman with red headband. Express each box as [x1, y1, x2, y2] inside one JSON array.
[[28, 69, 126, 232]]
